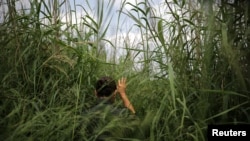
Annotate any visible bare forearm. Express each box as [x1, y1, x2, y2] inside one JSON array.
[[120, 93, 136, 114]]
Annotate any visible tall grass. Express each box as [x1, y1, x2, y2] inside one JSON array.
[[0, 0, 250, 140]]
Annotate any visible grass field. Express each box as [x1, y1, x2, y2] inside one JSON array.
[[1, 0, 250, 140]]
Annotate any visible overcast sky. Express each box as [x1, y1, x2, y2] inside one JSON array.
[[63, 0, 165, 56], [0, 0, 166, 63], [65, 0, 164, 36], [0, 0, 165, 37]]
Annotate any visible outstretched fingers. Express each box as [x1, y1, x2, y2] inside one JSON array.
[[121, 77, 126, 84]]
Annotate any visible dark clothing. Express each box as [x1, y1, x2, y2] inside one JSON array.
[[88, 98, 129, 117], [82, 98, 139, 141]]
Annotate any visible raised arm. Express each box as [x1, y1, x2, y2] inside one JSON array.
[[117, 77, 136, 114]]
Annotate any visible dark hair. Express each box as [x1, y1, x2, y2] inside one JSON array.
[[95, 76, 116, 97]]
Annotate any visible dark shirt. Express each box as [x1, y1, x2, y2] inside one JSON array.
[[88, 98, 129, 117], [82, 98, 138, 141]]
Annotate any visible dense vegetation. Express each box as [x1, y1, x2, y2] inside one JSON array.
[[1, 0, 249, 140]]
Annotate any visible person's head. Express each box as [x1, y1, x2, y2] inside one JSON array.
[[95, 76, 117, 100]]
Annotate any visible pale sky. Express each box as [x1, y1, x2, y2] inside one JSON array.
[[0, 0, 167, 69], [0, 0, 165, 38], [64, 0, 166, 58], [0, 0, 197, 73], [67, 0, 165, 35]]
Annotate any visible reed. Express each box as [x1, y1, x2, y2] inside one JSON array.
[[0, 0, 249, 140]]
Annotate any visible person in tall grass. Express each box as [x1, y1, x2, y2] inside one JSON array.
[[83, 76, 137, 140], [92, 76, 136, 115]]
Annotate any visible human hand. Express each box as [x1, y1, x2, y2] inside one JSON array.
[[117, 77, 136, 114], [117, 77, 127, 95]]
